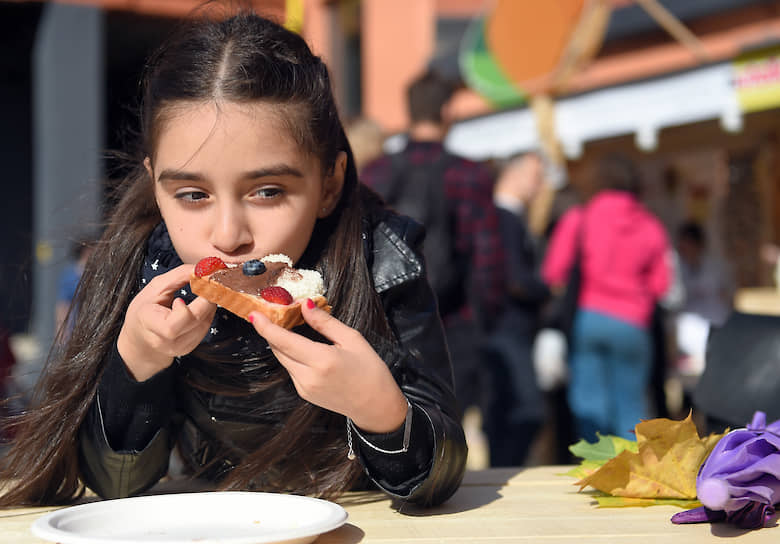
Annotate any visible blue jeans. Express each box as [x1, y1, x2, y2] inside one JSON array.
[[568, 309, 651, 442]]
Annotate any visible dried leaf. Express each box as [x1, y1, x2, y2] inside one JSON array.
[[567, 434, 639, 481], [575, 414, 725, 499]]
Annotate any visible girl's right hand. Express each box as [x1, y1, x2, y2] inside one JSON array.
[[117, 264, 216, 381]]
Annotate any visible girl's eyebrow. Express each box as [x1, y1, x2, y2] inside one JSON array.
[[156, 164, 304, 183], [241, 165, 304, 180], [156, 169, 203, 183]]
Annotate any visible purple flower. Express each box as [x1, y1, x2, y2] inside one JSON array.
[[672, 411, 780, 529]]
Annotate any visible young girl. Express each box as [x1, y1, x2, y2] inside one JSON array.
[[0, 11, 466, 507]]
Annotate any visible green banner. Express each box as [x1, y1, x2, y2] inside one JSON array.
[[458, 17, 527, 109]]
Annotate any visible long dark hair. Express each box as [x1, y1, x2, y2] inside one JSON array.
[[0, 11, 390, 505]]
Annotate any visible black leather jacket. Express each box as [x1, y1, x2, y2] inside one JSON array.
[[78, 213, 468, 507]]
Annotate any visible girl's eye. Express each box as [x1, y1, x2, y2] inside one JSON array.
[[175, 191, 209, 203], [254, 187, 283, 199]]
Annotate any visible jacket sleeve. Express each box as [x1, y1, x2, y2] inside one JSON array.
[[78, 344, 176, 499], [364, 217, 468, 507]]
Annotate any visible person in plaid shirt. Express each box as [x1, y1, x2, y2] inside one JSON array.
[[360, 70, 506, 415]]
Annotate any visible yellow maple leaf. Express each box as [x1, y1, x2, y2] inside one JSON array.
[[575, 413, 725, 499]]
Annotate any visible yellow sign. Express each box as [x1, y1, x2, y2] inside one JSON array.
[[733, 46, 780, 113], [284, 0, 304, 34]]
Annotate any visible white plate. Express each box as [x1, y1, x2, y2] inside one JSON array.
[[31, 491, 347, 544]]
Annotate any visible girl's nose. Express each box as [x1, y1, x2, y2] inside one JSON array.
[[210, 203, 252, 255]]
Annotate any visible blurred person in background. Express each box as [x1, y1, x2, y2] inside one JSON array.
[[674, 220, 734, 385], [361, 69, 506, 436], [534, 180, 584, 464], [649, 246, 685, 419], [677, 221, 733, 327], [482, 152, 550, 466], [542, 153, 671, 442], [55, 234, 98, 337]]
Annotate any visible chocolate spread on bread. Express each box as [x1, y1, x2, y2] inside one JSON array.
[[210, 262, 302, 295]]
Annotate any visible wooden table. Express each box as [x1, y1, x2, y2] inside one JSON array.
[[1, 466, 777, 543]]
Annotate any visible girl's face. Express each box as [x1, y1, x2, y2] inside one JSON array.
[[147, 101, 345, 265]]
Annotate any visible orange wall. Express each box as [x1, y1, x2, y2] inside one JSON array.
[[302, 0, 331, 58], [302, 0, 486, 132], [435, 0, 488, 18], [362, 0, 436, 133]]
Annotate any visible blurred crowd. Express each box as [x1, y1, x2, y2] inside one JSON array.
[[349, 69, 746, 468]]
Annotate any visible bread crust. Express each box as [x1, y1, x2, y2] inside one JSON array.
[[190, 273, 330, 329]]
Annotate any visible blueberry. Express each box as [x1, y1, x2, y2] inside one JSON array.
[[242, 259, 266, 276]]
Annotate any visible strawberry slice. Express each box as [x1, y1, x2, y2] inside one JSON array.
[[260, 286, 293, 305], [194, 256, 227, 277]]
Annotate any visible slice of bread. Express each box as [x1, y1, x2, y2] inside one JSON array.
[[190, 255, 330, 329]]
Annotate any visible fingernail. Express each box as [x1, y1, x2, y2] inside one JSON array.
[[306, 298, 315, 309], [248, 314, 254, 323]]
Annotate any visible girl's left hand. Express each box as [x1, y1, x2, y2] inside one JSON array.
[[248, 301, 408, 434]]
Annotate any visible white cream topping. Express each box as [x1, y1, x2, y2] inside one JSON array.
[[261, 253, 324, 300], [261, 254, 294, 267]]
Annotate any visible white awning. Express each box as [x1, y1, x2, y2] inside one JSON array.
[[444, 61, 741, 161]]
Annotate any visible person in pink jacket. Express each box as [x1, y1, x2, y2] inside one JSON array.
[[542, 153, 671, 441]]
